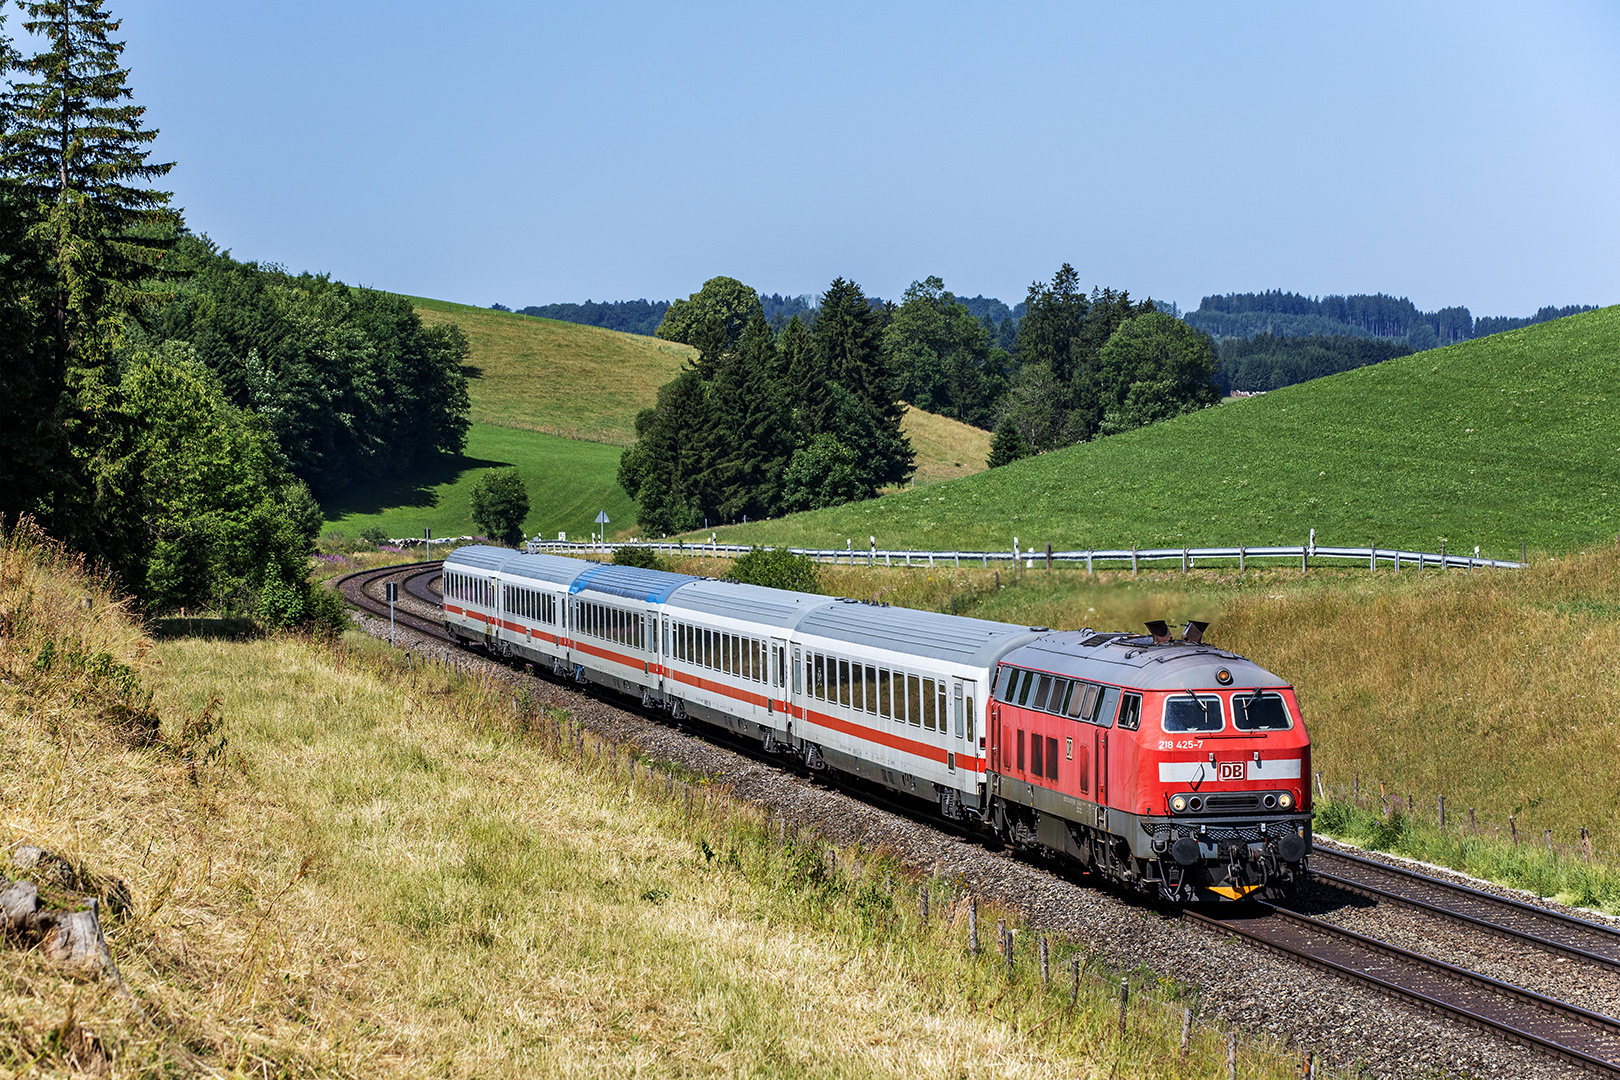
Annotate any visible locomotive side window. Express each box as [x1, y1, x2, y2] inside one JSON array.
[[1031, 732, 1043, 776], [1234, 692, 1293, 730], [1016, 671, 1035, 707], [994, 665, 1013, 700], [1117, 693, 1142, 730], [1046, 737, 1058, 781], [907, 675, 922, 726], [1033, 675, 1052, 711], [878, 669, 892, 718], [1163, 693, 1223, 732], [1017, 730, 1025, 772]]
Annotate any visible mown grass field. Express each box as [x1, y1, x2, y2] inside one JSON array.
[[899, 402, 994, 486], [410, 297, 696, 446], [700, 306, 1620, 557], [322, 422, 636, 542], [2, 528, 1311, 1079]]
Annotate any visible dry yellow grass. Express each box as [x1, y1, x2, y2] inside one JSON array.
[[898, 404, 993, 487]]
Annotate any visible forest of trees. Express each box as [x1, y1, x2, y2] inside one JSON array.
[[620, 268, 1225, 532], [0, 2, 470, 620], [1186, 290, 1597, 350], [1215, 334, 1414, 393]]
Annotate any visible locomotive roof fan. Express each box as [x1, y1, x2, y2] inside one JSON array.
[[1146, 620, 1172, 644], [1182, 620, 1209, 644]]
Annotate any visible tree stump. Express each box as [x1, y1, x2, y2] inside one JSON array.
[[31, 903, 110, 979], [1, 878, 40, 932]]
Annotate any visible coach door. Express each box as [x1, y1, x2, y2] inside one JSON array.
[[487, 576, 500, 643], [770, 638, 788, 718]]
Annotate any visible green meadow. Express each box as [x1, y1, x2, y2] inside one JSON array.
[[322, 423, 635, 542], [700, 307, 1620, 558]]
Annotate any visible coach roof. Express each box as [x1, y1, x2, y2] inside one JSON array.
[[572, 562, 700, 604], [663, 578, 837, 629], [797, 602, 1043, 668]]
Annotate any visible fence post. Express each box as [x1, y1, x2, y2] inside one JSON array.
[[1469, 807, 1476, 833], [1179, 1007, 1191, 1062], [1583, 826, 1593, 861], [968, 896, 978, 954], [1353, 774, 1359, 804], [1181, 546, 1188, 573], [1510, 815, 1518, 845], [1370, 542, 1377, 573], [1070, 956, 1080, 1008], [1545, 829, 1555, 858], [1117, 980, 1129, 1036], [1438, 794, 1445, 828], [1131, 545, 1138, 576], [919, 884, 929, 922], [1039, 935, 1049, 986], [1045, 542, 1053, 570], [1315, 771, 1324, 800], [1440, 539, 1447, 571], [1238, 544, 1245, 572]]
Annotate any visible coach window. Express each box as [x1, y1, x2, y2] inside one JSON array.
[[1234, 692, 1293, 731], [813, 654, 825, 700], [907, 674, 922, 726], [862, 665, 877, 713], [1163, 693, 1223, 733], [792, 648, 802, 694], [835, 660, 848, 707], [720, 634, 730, 675], [921, 678, 937, 730], [877, 669, 892, 718]]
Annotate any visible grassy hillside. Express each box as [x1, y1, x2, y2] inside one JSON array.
[[701, 307, 1620, 557], [322, 423, 636, 542], [900, 403, 993, 486], [410, 297, 696, 446]]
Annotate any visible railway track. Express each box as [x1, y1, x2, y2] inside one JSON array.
[[1190, 903, 1620, 1075], [334, 561, 451, 642], [336, 561, 1620, 1074], [1308, 846, 1620, 973]]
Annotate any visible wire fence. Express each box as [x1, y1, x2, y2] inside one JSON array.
[[527, 533, 1525, 573]]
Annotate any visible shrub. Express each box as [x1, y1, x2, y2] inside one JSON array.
[[612, 546, 664, 571], [730, 547, 820, 593], [359, 526, 389, 547]]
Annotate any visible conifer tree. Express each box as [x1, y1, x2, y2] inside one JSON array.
[[986, 419, 1032, 468], [2, 1, 179, 547], [4, 0, 179, 375]]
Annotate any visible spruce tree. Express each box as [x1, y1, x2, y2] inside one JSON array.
[[5, 0, 179, 374], [2, 0, 179, 546], [986, 419, 1032, 468]]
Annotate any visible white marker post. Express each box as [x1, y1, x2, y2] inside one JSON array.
[[424, 526, 432, 561]]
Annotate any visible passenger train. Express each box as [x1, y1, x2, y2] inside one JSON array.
[[440, 545, 1312, 901]]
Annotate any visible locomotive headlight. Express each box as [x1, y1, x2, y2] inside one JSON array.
[[1171, 795, 1187, 813], [1278, 792, 1294, 810]]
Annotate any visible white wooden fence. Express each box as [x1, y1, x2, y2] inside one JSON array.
[[525, 534, 1524, 572]]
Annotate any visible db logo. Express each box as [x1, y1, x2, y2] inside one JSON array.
[[1218, 761, 1246, 782]]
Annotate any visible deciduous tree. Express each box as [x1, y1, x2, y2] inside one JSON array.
[[469, 468, 530, 547]]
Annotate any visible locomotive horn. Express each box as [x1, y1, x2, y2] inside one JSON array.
[[1182, 620, 1209, 644], [1146, 620, 1171, 644]]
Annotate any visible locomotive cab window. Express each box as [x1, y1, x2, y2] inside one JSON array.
[[1234, 691, 1293, 731], [1163, 693, 1224, 733]]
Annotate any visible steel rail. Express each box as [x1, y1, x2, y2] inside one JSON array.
[[1307, 848, 1620, 968], [1188, 904, 1620, 1075], [333, 562, 452, 642]]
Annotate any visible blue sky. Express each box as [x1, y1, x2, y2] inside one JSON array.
[[46, 1, 1620, 315]]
